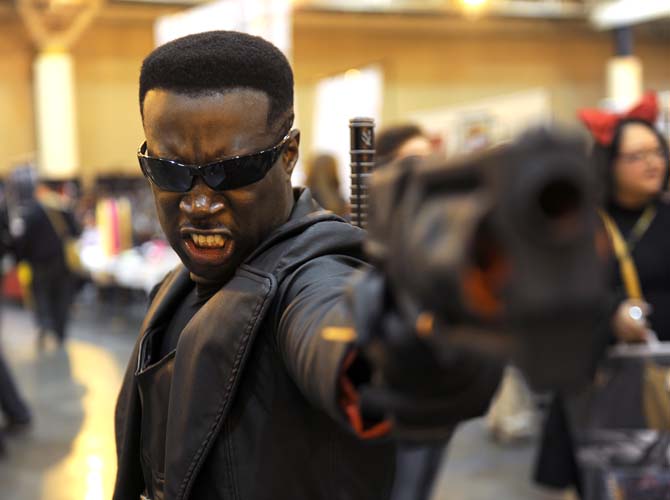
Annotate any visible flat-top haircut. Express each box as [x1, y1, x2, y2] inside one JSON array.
[[139, 30, 294, 131]]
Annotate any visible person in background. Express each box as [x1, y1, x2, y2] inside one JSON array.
[[0, 354, 32, 456], [305, 153, 349, 217], [375, 123, 434, 166], [580, 91, 670, 343], [11, 180, 81, 347], [0, 189, 32, 457], [534, 92, 670, 494]]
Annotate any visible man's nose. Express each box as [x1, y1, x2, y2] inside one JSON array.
[[179, 179, 225, 217]]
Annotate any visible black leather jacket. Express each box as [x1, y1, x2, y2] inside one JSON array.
[[114, 189, 500, 500], [114, 190, 395, 500]]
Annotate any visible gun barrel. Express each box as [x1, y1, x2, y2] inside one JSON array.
[[349, 117, 375, 229], [509, 153, 592, 249]]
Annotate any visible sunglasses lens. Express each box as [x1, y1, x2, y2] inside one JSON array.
[[209, 154, 275, 190], [141, 158, 193, 192], [202, 164, 228, 190]]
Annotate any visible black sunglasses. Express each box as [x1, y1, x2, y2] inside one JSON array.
[[137, 132, 292, 192]]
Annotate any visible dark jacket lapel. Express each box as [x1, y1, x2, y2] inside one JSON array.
[[164, 266, 277, 500], [142, 267, 193, 336], [113, 266, 192, 500]]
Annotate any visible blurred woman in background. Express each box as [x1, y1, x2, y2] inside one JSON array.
[[305, 153, 349, 217], [535, 92, 670, 494], [375, 123, 433, 167], [581, 92, 670, 342]]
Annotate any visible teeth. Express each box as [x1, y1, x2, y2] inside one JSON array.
[[190, 234, 226, 248]]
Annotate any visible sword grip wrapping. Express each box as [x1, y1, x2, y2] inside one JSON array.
[[349, 117, 375, 229]]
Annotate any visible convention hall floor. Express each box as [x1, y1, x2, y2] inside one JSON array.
[[0, 287, 572, 500]]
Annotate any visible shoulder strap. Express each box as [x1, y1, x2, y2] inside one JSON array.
[[42, 206, 71, 240], [598, 209, 643, 300]]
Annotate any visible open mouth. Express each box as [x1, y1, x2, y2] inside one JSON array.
[[180, 228, 235, 264], [189, 233, 227, 249]]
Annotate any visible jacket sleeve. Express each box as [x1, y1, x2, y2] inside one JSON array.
[[275, 253, 385, 435], [275, 253, 503, 441]]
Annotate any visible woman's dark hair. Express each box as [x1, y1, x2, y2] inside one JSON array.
[[591, 118, 670, 203], [376, 124, 426, 163], [305, 154, 347, 217]]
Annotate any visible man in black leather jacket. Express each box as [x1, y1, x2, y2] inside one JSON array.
[[114, 31, 502, 500]]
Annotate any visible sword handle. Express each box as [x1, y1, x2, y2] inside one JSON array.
[[349, 117, 375, 229]]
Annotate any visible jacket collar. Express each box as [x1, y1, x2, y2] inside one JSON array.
[[140, 267, 192, 343], [289, 186, 323, 220], [244, 187, 344, 264]]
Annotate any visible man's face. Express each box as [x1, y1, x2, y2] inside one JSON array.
[[141, 88, 299, 285]]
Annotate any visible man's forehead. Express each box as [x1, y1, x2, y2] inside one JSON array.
[[143, 88, 272, 131], [145, 87, 269, 111], [141, 87, 285, 159]]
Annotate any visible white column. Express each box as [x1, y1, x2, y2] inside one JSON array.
[[34, 51, 79, 179], [606, 55, 643, 110]]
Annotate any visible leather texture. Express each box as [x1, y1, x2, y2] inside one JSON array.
[[114, 189, 396, 500]]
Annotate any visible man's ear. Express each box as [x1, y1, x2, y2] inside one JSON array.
[[282, 129, 300, 176]]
